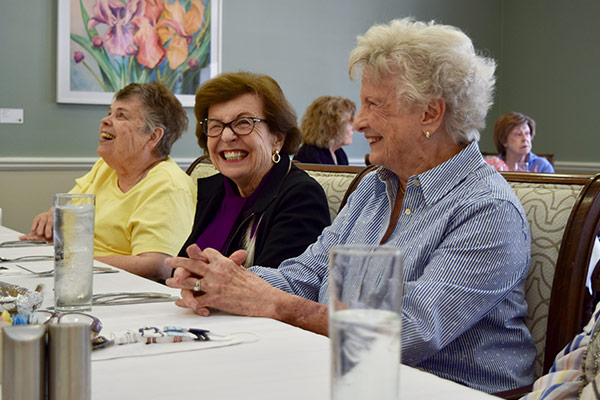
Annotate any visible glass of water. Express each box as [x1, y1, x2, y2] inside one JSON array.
[[53, 193, 95, 312], [329, 245, 402, 400]]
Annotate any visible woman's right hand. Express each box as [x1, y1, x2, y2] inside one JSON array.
[[19, 208, 54, 242]]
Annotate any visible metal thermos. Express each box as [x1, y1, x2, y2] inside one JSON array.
[[2, 324, 47, 400], [48, 323, 91, 400]]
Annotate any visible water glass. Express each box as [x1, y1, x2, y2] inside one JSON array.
[[329, 245, 403, 400], [53, 193, 95, 312], [513, 162, 529, 172]]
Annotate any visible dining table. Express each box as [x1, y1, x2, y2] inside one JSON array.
[[0, 224, 498, 399]]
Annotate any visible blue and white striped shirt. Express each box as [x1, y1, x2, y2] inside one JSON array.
[[251, 141, 536, 393]]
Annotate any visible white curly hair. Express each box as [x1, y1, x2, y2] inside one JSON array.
[[349, 18, 496, 145]]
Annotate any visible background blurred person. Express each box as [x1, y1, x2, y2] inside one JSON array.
[[20, 83, 195, 282], [491, 111, 555, 172], [294, 96, 356, 165], [175, 71, 330, 270]]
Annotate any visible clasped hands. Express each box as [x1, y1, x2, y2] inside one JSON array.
[[165, 244, 278, 318]]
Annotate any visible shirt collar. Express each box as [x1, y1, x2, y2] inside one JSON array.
[[376, 141, 484, 205]]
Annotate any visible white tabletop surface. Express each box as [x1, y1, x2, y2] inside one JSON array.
[[0, 225, 498, 399]]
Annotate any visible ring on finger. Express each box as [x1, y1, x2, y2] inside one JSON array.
[[193, 278, 202, 292]]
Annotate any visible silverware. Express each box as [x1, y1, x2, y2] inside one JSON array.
[[0, 255, 54, 263], [92, 292, 179, 306], [14, 264, 120, 277], [0, 240, 51, 248]]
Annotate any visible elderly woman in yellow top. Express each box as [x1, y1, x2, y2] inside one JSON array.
[[20, 83, 195, 282]]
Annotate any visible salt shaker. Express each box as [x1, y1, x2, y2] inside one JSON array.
[[48, 322, 92, 400], [2, 324, 47, 400]]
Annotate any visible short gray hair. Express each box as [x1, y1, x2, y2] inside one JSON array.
[[115, 82, 188, 158], [349, 18, 496, 145]]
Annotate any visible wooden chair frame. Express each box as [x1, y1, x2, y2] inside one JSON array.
[[490, 172, 600, 399]]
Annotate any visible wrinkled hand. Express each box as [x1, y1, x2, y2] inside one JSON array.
[[19, 209, 53, 242], [166, 244, 278, 318]]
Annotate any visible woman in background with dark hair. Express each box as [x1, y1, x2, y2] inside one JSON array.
[[490, 112, 554, 172]]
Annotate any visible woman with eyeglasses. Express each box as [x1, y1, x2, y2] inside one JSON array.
[[173, 71, 330, 271]]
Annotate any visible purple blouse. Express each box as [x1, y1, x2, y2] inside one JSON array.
[[194, 169, 272, 254]]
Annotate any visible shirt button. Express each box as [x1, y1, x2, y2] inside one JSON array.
[[414, 179, 420, 186], [405, 209, 412, 215]]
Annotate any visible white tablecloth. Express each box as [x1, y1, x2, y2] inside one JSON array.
[[0, 225, 497, 399]]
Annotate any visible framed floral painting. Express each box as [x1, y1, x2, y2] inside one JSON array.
[[57, 0, 221, 107]]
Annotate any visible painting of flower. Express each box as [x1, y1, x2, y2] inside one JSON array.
[[57, 0, 221, 106]]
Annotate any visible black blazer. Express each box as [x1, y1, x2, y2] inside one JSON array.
[[178, 157, 331, 268], [294, 144, 349, 165]]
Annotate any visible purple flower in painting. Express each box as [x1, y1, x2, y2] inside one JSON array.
[[187, 58, 199, 69], [92, 35, 104, 48], [73, 51, 85, 63], [87, 0, 144, 57]]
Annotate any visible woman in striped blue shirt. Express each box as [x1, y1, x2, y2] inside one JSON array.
[[167, 18, 535, 393]]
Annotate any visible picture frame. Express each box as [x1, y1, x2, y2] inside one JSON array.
[[56, 0, 221, 107]]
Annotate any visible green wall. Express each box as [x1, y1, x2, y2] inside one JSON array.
[[0, 0, 501, 163], [495, 0, 600, 162]]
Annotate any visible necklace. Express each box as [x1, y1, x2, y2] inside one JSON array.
[[399, 184, 406, 195]]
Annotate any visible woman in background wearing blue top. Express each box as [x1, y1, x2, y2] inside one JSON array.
[[492, 112, 555, 173]]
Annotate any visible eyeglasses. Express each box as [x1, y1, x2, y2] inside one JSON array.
[[201, 116, 267, 137], [32, 310, 103, 338]]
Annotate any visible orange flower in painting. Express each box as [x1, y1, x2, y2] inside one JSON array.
[[157, 0, 205, 69], [134, 18, 165, 68]]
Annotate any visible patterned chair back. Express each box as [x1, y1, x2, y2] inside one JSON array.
[[501, 172, 600, 379]]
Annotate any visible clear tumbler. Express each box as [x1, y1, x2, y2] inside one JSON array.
[[53, 193, 95, 312], [329, 245, 403, 400]]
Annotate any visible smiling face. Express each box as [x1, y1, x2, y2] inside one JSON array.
[[353, 72, 424, 176], [207, 93, 282, 197], [97, 96, 155, 171], [503, 122, 532, 159]]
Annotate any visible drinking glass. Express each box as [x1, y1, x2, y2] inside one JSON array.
[[53, 193, 95, 312], [513, 162, 529, 172], [329, 245, 402, 400]]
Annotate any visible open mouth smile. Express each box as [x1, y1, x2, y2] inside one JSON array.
[[221, 150, 248, 160], [101, 132, 115, 140], [366, 137, 381, 144]]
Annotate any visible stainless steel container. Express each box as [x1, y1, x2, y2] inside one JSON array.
[[2, 324, 47, 400], [48, 323, 91, 400]]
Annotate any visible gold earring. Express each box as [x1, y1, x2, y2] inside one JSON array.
[[425, 131, 431, 139], [272, 150, 281, 164]]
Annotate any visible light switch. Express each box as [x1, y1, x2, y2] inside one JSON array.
[[0, 108, 24, 124]]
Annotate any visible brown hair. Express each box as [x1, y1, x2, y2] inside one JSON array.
[[300, 96, 356, 148], [114, 82, 188, 158], [194, 72, 301, 155], [493, 112, 536, 156]]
